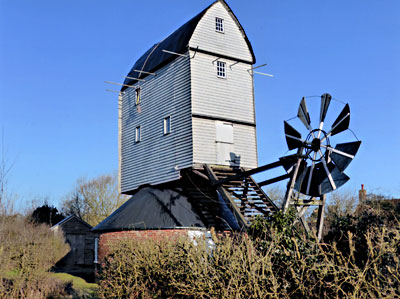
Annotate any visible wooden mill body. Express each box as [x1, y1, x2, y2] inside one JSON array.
[[119, 0, 258, 194]]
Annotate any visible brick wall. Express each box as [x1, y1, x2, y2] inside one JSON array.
[[98, 229, 190, 261]]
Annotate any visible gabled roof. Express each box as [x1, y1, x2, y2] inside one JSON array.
[[121, 0, 255, 91], [52, 214, 92, 229]]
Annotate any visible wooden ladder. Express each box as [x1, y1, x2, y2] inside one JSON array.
[[205, 165, 279, 225]]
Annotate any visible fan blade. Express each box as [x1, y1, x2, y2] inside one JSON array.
[[297, 97, 311, 130], [284, 121, 303, 150], [320, 152, 336, 191], [295, 162, 349, 196], [330, 141, 361, 172], [320, 93, 332, 123], [330, 104, 350, 136], [279, 154, 298, 173], [318, 165, 350, 195]]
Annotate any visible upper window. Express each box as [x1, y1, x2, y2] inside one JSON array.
[[135, 126, 141, 142], [164, 116, 171, 135], [215, 17, 224, 33], [217, 61, 226, 78], [135, 87, 141, 106]]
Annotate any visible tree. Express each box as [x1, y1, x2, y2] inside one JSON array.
[[326, 190, 357, 218], [30, 203, 65, 225], [61, 173, 129, 226]]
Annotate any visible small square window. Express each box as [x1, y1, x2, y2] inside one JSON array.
[[217, 61, 226, 78], [164, 116, 171, 135], [215, 17, 224, 33], [135, 126, 141, 142]]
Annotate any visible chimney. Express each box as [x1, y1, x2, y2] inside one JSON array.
[[359, 184, 367, 202]]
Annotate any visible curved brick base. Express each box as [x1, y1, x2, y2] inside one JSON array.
[[98, 229, 192, 261]]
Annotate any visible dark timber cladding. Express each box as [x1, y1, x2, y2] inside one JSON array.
[[121, 0, 256, 90]]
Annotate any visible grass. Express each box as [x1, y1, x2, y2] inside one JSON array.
[[50, 272, 99, 298]]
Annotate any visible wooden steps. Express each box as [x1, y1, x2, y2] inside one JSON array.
[[204, 165, 278, 225]]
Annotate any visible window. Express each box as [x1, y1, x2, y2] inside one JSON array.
[[135, 126, 141, 142], [94, 238, 99, 264], [217, 61, 226, 78], [164, 116, 171, 135], [135, 87, 141, 106], [215, 17, 224, 32]]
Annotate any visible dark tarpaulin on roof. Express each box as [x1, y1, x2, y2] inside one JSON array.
[[121, 0, 256, 91], [93, 186, 206, 232], [121, 8, 207, 91]]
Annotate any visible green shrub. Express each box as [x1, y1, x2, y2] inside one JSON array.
[[0, 215, 71, 298], [98, 222, 400, 298]]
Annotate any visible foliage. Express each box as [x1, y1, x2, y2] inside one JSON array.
[[0, 214, 71, 298], [324, 196, 400, 267], [326, 190, 358, 218], [98, 208, 400, 298], [30, 203, 65, 225], [50, 272, 99, 298], [61, 173, 129, 226]]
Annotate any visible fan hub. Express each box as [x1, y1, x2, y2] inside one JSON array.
[[306, 129, 330, 162], [311, 138, 321, 151]]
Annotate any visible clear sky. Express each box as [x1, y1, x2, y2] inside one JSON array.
[[1, 0, 399, 210]]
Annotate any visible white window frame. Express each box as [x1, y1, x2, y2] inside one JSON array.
[[217, 61, 226, 78], [164, 116, 171, 135], [94, 237, 99, 264], [135, 126, 141, 143], [215, 17, 224, 33]]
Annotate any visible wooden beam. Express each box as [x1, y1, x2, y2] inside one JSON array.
[[292, 199, 323, 206], [258, 173, 290, 187], [204, 165, 248, 230], [316, 195, 327, 242], [212, 160, 284, 186]]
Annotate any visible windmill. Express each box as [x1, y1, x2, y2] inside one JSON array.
[[212, 93, 361, 240]]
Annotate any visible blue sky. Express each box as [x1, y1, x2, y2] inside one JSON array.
[[1, 0, 399, 209]]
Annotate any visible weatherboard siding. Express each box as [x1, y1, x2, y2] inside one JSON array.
[[192, 117, 258, 169], [189, 1, 253, 63], [190, 49, 257, 168], [120, 55, 192, 193], [190, 51, 255, 123], [120, 1, 259, 192]]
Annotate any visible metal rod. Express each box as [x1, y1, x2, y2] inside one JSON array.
[[212, 57, 221, 63], [162, 49, 187, 57], [229, 61, 240, 68], [321, 113, 349, 142], [253, 71, 274, 77], [321, 145, 354, 159], [250, 63, 267, 70], [306, 152, 317, 194], [104, 81, 137, 88], [191, 46, 199, 59], [319, 151, 336, 190], [122, 76, 146, 82], [133, 69, 156, 76]]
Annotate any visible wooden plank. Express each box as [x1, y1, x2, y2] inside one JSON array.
[[205, 165, 248, 229]]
